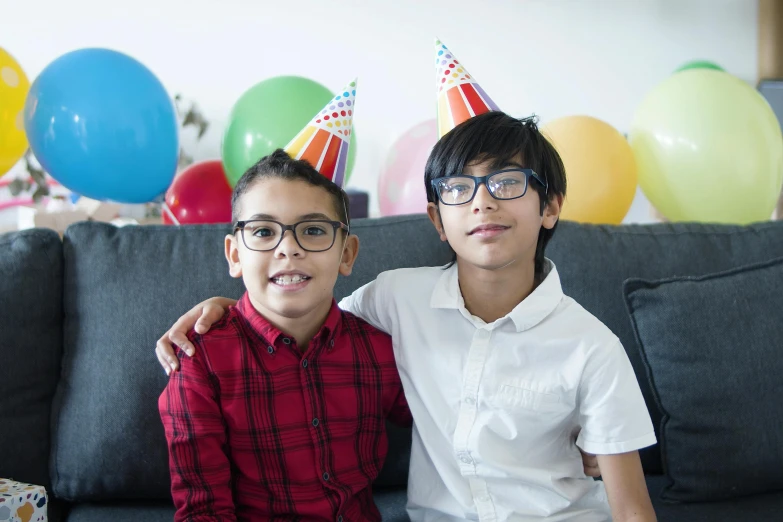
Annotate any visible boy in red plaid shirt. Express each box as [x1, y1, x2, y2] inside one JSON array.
[[159, 149, 411, 521]]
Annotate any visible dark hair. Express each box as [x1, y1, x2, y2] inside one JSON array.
[[231, 149, 350, 228], [424, 111, 567, 278]]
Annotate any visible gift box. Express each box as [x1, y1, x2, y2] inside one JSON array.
[[0, 479, 48, 522]]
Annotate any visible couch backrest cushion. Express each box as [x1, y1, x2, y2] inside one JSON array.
[[52, 216, 783, 499], [51, 216, 451, 501], [0, 229, 63, 490], [547, 220, 783, 473]]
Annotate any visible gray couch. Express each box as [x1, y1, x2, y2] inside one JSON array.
[[2, 215, 783, 521]]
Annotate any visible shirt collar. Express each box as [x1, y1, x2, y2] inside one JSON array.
[[430, 259, 564, 332], [236, 292, 343, 348]]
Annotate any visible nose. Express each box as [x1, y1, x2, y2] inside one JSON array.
[[274, 229, 304, 258], [471, 182, 498, 213]]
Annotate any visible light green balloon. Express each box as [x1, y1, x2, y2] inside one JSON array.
[[674, 60, 724, 74], [222, 76, 356, 186], [630, 70, 783, 224]]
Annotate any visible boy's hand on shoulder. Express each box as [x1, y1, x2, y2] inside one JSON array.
[[156, 297, 237, 375], [581, 450, 600, 477]]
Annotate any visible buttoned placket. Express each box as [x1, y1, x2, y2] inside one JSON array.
[[452, 326, 497, 522], [297, 334, 337, 494]]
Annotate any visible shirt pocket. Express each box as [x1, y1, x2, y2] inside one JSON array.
[[492, 381, 567, 414]]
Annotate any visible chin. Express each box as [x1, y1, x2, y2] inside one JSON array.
[[459, 251, 518, 271], [265, 296, 316, 318]]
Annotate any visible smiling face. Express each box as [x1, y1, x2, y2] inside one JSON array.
[[427, 155, 561, 272], [225, 177, 359, 326]]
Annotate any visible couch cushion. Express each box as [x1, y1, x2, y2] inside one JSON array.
[[0, 229, 63, 490], [64, 488, 409, 522], [625, 258, 783, 502], [52, 223, 246, 501], [546, 220, 783, 473], [65, 501, 174, 522], [52, 217, 450, 501], [647, 475, 783, 522]]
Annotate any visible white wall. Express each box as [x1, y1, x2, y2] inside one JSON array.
[[0, 0, 759, 222]]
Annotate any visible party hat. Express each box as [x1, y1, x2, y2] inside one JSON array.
[[285, 79, 357, 187], [435, 39, 499, 138]]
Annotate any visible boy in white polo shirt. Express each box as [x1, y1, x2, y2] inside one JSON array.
[[341, 111, 657, 521]]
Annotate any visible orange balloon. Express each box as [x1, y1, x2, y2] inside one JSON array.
[[543, 116, 637, 225]]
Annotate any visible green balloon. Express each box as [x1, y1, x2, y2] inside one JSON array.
[[630, 69, 783, 224], [222, 76, 356, 186], [674, 60, 724, 74]]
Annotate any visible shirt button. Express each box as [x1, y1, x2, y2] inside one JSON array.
[[330, 339, 335, 347], [337, 516, 343, 522], [477, 329, 490, 340], [312, 418, 319, 427], [322, 472, 330, 481], [460, 455, 472, 464], [464, 397, 475, 405], [478, 495, 490, 503], [282, 337, 292, 345], [302, 359, 308, 368], [267, 346, 274, 354]]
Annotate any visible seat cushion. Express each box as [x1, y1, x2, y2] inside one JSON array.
[[547, 219, 783, 473], [626, 258, 783, 502], [373, 487, 409, 521], [647, 475, 783, 522], [0, 229, 63, 490], [65, 501, 175, 522], [65, 488, 408, 521]]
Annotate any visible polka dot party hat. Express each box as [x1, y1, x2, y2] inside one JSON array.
[[285, 78, 357, 187], [435, 38, 499, 139]]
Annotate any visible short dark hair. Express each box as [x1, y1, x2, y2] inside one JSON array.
[[424, 111, 567, 278], [231, 149, 350, 228]]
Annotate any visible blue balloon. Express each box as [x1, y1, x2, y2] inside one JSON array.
[[24, 49, 178, 203]]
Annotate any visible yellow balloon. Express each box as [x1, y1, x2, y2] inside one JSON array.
[[0, 47, 30, 178], [543, 115, 638, 225]]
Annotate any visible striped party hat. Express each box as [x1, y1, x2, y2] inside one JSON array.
[[435, 39, 499, 138], [285, 79, 357, 187]]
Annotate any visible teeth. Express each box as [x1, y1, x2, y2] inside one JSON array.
[[273, 275, 309, 285]]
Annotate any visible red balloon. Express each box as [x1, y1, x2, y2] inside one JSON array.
[[162, 160, 232, 225]]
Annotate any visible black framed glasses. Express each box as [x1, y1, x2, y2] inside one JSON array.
[[233, 219, 349, 252], [431, 168, 548, 206]]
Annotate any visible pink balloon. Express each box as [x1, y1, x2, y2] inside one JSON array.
[[378, 119, 437, 216]]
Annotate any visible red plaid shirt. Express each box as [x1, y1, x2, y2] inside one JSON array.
[[159, 293, 411, 522]]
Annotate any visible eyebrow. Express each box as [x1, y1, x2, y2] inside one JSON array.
[[491, 161, 525, 170], [245, 212, 335, 221]]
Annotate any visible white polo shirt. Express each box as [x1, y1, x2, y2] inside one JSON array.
[[339, 260, 656, 522]]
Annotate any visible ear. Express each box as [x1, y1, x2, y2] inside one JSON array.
[[338, 233, 360, 277], [542, 193, 564, 230], [225, 234, 243, 279], [426, 202, 448, 242]]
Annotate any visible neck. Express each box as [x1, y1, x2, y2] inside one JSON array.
[[456, 256, 538, 323], [249, 295, 333, 351]]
